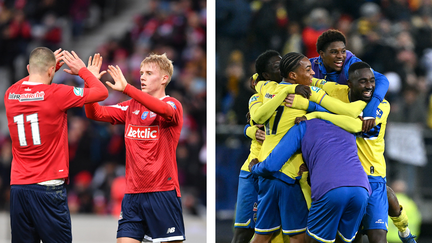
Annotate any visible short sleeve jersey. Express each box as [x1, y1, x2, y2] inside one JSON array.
[[5, 81, 88, 185], [104, 96, 183, 196]]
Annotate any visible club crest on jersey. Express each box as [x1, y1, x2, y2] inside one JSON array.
[[167, 101, 176, 109], [73, 87, 83, 97], [249, 95, 258, 105], [376, 108, 383, 118], [319, 80, 327, 85], [9, 91, 45, 102], [141, 111, 149, 120], [311, 86, 321, 92], [125, 125, 159, 140], [150, 112, 156, 118]]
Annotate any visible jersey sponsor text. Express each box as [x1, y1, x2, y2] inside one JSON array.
[[125, 125, 159, 140]]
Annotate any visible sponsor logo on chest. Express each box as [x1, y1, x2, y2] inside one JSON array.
[[125, 125, 159, 140]]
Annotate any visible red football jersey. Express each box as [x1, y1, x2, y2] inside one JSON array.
[[105, 96, 183, 196], [4, 81, 89, 185]]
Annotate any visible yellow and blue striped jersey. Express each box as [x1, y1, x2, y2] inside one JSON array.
[[312, 78, 390, 178]]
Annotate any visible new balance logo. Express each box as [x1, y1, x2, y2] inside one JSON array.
[[132, 110, 140, 115], [167, 227, 175, 234]]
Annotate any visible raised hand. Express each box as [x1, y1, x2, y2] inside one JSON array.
[[62, 51, 86, 75], [295, 84, 311, 98], [53, 48, 64, 72], [106, 65, 128, 92], [87, 53, 106, 79]]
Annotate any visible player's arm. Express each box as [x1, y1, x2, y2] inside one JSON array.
[[361, 71, 389, 117], [249, 123, 305, 176], [303, 112, 363, 133], [107, 65, 175, 121], [244, 124, 265, 142], [252, 84, 308, 123], [62, 51, 109, 103], [286, 87, 366, 118]]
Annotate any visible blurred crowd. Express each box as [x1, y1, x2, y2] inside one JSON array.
[[216, 0, 432, 128], [0, 0, 206, 218]]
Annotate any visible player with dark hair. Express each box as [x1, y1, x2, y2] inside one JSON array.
[[249, 116, 371, 243], [293, 62, 391, 243], [4, 47, 109, 243], [232, 50, 283, 243], [84, 53, 185, 243], [310, 29, 389, 133], [308, 52, 416, 243]]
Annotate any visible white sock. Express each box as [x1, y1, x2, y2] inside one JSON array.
[[399, 228, 411, 238]]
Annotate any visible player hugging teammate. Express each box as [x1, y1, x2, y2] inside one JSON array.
[[232, 29, 417, 243]]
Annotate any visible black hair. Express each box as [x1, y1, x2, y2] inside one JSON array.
[[280, 52, 306, 78], [255, 50, 281, 80], [316, 29, 347, 53], [348, 62, 371, 78]]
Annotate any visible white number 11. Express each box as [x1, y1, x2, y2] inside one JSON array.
[[13, 113, 41, 146]]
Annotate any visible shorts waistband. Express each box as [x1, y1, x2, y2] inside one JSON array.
[[11, 183, 65, 192]]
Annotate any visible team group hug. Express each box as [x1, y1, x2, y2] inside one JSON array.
[[232, 29, 417, 243]]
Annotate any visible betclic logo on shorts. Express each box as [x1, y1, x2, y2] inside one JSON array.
[[125, 125, 159, 140]]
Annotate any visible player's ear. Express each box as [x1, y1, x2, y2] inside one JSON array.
[[347, 79, 353, 89], [262, 72, 270, 81], [161, 74, 169, 86], [27, 64, 30, 74], [319, 50, 325, 58], [289, 71, 296, 80]]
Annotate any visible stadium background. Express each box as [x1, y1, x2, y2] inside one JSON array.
[[0, 0, 206, 241], [216, 0, 432, 242]]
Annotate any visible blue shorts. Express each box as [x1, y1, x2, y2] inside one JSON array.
[[234, 171, 258, 228], [361, 179, 388, 232], [255, 177, 308, 235], [117, 190, 186, 242], [307, 187, 369, 243], [10, 184, 71, 243]]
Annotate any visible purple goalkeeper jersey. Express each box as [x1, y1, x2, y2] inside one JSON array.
[[301, 119, 371, 201]]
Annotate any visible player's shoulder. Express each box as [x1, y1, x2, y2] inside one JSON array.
[[163, 96, 183, 111], [379, 99, 390, 110], [248, 93, 261, 106], [256, 80, 277, 93]]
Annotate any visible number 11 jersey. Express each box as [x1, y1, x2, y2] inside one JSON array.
[[5, 80, 89, 185]]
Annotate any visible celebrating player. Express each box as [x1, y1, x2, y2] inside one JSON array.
[[249, 116, 371, 243], [84, 53, 185, 243], [295, 62, 390, 243], [4, 47, 109, 243], [232, 50, 282, 243]]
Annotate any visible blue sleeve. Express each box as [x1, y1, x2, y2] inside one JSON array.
[[251, 123, 305, 176], [362, 71, 389, 118], [307, 101, 330, 113], [244, 124, 251, 139]]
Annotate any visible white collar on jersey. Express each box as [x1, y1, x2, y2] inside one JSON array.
[[159, 95, 170, 100], [22, 81, 44, 85]]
